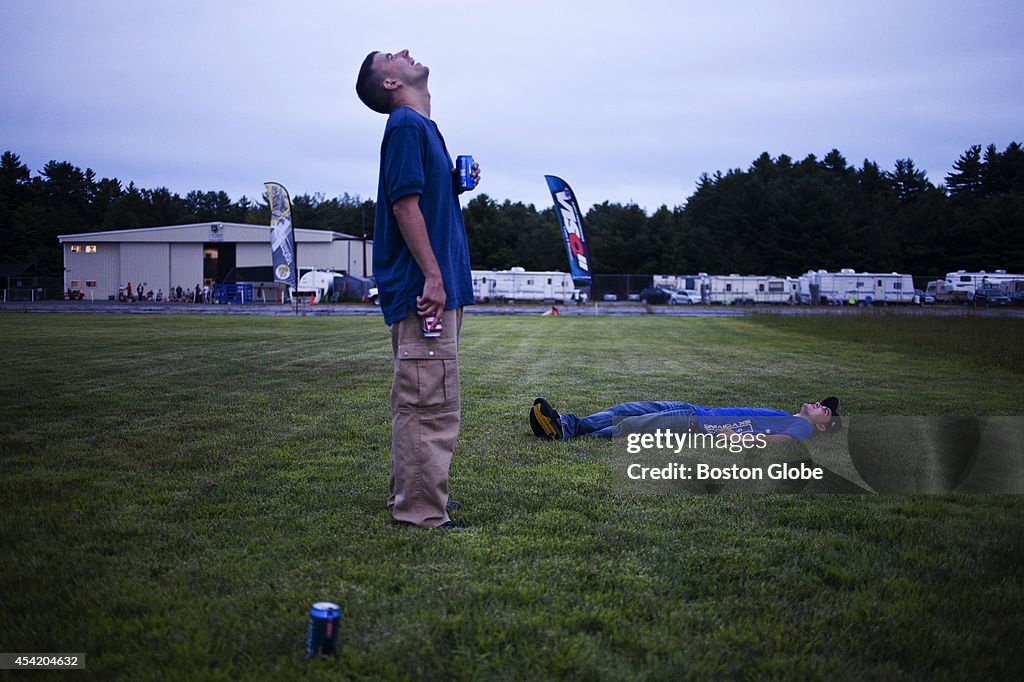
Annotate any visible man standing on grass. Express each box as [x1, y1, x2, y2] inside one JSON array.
[[357, 49, 480, 530]]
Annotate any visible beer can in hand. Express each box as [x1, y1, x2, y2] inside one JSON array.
[[422, 314, 443, 337], [456, 155, 475, 191], [306, 602, 341, 658]]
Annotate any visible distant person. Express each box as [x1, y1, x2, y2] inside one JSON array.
[[175, 285, 183, 301], [357, 48, 481, 530], [194, 284, 201, 303], [125, 282, 132, 300], [529, 396, 841, 441]]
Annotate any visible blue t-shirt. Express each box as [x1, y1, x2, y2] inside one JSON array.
[[692, 406, 814, 441], [372, 106, 475, 324]]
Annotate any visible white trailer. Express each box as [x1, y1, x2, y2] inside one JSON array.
[[870, 272, 916, 304], [471, 268, 584, 304], [942, 270, 1024, 302], [795, 271, 817, 304], [706, 274, 798, 304], [925, 279, 954, 303], [804, 269, 915, 305], [653, 273, 709, 302]]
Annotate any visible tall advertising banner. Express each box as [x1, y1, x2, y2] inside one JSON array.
[[544, 175, 592, 285], [265, 182, 297, 290]]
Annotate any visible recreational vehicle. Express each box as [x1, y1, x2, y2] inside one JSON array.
[[801, 269, 915, 305], [706, 275, 798, 304], [471, 268, 585, 304], [652, 274, 709, 302], [942, 270, 1024, 302], [925, 279, 955, 303]]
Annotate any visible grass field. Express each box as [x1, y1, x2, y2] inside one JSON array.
[[1, 312, 1022, 680]]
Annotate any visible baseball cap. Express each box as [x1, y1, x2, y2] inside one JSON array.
[[820, 396, 842, 432]]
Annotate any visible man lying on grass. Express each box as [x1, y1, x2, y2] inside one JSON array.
[[529, 396, 841, 441]]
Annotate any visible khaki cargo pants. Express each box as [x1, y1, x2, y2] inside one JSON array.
[[388, 307, 463, 528]]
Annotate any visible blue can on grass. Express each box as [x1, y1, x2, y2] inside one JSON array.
[[306, 602, 341, 658], [456, 155, 475, 191]]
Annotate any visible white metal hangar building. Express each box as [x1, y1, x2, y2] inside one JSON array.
[[58, 222, 373, 300]]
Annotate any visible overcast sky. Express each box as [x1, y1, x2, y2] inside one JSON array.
[[2, 0, 1022, 214]]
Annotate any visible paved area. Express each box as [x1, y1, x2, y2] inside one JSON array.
[[3, 300, 1022, 318]]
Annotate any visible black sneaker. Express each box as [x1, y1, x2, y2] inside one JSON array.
[[529, 397, 563, 440], [393, 518, 465, 530], [436, 520, 465, 531]]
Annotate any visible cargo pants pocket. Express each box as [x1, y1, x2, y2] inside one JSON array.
[[394, 343, 459, 412]]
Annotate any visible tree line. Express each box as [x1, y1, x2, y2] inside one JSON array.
[[0, 151, 374, 277], [2, 142, 1022, 278]]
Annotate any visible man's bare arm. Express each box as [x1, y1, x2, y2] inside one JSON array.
[[392, 194, 445, 323]]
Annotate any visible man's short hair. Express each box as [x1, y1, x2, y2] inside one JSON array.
[[356, 51, 392, 114]]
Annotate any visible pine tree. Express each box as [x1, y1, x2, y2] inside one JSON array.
[[945, 145, 983, 197], [888, 159, 930, 203]]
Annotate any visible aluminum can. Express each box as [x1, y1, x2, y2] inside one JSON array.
[[422, 314, 443, 337], [305, 602, 341, 658], [456, 155, 475, 191]]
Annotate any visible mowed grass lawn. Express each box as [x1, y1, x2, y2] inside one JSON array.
[[1, 312, 1022, 680]]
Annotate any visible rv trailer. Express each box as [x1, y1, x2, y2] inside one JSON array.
[[706, 274, 798, 304], [942, 270, 1024, 302], [925, 279, 955, 303], [801, 269, 915, 305], [652, 273, 709, 303], [471, 268, 585, 304]]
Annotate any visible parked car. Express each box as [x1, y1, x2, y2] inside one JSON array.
[[914, 288, 935, 305], [668, 290, 696, 305], [602, 293, 618, 301], [973, 287, 1011, 306], [639, 287, 672, 304]]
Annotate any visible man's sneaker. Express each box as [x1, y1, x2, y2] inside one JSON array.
[[393, 519, 465, 531], [436, 520, 465, 531], [529, 397, 563, 440]]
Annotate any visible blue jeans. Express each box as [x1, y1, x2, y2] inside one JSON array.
[[561, 401, 698, 439]]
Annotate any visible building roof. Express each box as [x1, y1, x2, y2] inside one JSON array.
[[0, 262, 35, 278], [57, 222, 367, 243]]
